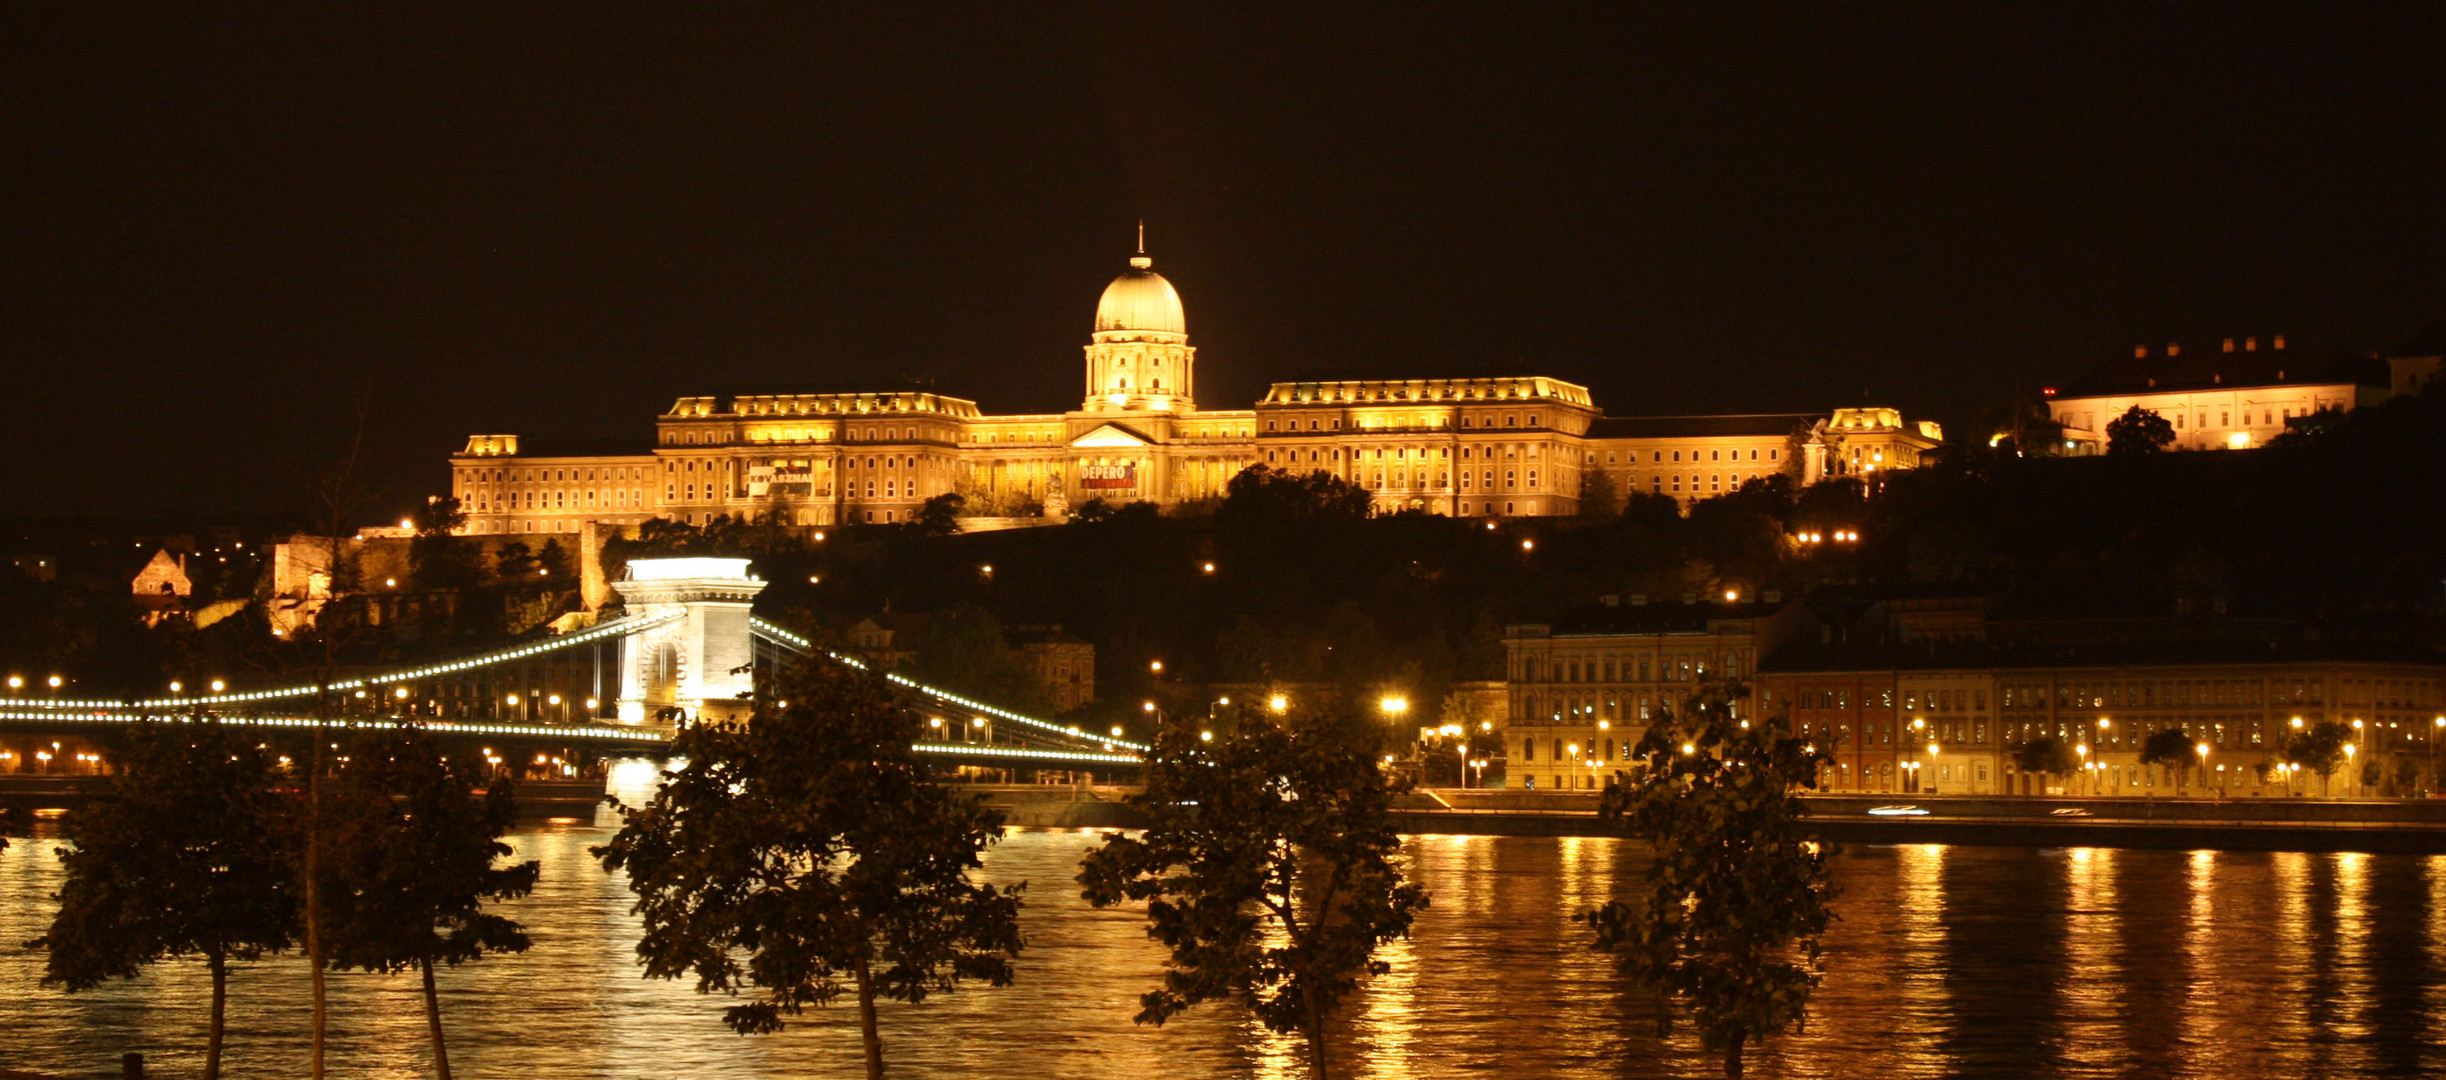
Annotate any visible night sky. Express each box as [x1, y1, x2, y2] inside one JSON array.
[[7, 6, 2445, 522]]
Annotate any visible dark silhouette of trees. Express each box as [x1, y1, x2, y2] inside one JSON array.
[[2010, 734, 2081, 793], [1582, 679, 1835, 1080], [2138, 728, 2199, 794], [914, 493, 965, 535], [2284, 720, 2352, 796], [2106, 405, 2174, 455], [33, 720, 299, 1080], [407, 497, 483, 592], [1981, 395, 2065, 457], [1079, 698, 1428, 1080], [912, 604, 1047, 713], [322, 728, 539, 1080], [596, 659, 1022, 1079], [1216, 464, 1372, 528], [1578, 467, 1620, 517]]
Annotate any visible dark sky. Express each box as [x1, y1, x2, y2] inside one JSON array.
[[7, 5, 2444, 522]]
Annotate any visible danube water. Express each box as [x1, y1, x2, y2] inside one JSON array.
[[4, 815, 2444, 1079]]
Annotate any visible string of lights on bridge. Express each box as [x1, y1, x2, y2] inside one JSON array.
[[751, 617, 1150, 754], [11, 613, 681, 713], [0, 708, 666, 743]]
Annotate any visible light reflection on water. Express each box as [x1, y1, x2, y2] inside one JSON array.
[[5, 825, 2445, 1079]]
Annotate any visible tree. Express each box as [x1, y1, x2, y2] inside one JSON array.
[[1621, 490, 1683, 530], [1980, 395, 2064, 457], [913, 493, 965, 536], [595, 659, 1023, 1079], [1216, 464, 1373, 527], [534, 538, 574, 582], [2138, 728, 2198, 794], [1581, 678, 1835, 1080], [322, 727, 539, 1080], [912, 604, 1046, 713], [33, 720, 299, 1080], [493, 540, 537, 581], [2106, 405, 2175, 455], [1578, 466, 1620, 517], [2009, 734, 2080, 793], [408, 497, 484, 593], [1078, 699, 1428, 1080], [2283, 720, 2351, 796]]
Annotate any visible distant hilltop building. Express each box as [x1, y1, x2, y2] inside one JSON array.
[[448, 235, 1941, 536], [2044, 335, 2392, 453]]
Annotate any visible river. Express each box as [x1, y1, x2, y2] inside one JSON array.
[[4, 816, 2443, 1079]]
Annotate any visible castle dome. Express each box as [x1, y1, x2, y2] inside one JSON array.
[[1094, 254, 1186, 337]]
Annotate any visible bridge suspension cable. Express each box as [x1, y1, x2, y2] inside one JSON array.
[[15, 611, 681, 713], [751, 616, 1150, 754]]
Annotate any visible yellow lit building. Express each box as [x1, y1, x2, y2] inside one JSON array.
[[449, 240, 1943, 536], [2045, 336, 2389, 454]]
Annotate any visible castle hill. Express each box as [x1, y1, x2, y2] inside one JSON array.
[[7, 9, 2446, 1080]]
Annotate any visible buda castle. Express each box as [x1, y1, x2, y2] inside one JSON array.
[[448, 240, 1941, 537]]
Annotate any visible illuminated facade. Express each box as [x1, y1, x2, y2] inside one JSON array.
[[2046, 336, 2389, 454], [449, 242, 1942, 536], [1505, 595, 2446, 796]]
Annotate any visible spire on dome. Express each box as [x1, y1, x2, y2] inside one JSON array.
[[1132, 221, 1151, 269]]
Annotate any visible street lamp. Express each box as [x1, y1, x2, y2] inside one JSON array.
[[2076, 742, 2090, 795], [1379, 696, 1409, 720], [2195, 742, 2211, 799], [2343, 743, 2357, 797]]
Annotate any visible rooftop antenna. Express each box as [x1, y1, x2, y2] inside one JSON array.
[[1136, 220, 1145, 254]]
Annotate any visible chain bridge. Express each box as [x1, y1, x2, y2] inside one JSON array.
[[0, 558, 1142, 805]]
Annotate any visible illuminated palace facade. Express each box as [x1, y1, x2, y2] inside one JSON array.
[[448, 245, 1942, 536]]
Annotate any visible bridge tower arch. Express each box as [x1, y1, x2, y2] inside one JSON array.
[[611, 557, 768, 726]]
